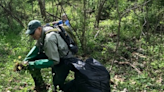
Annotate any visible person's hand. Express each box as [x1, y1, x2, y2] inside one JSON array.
[[14, 61, 28, 72], [23, 61, 29, 66]]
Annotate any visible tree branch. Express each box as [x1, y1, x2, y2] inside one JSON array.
[[46, 12, 61, 20], [121, 0, 151, 18], [0, 3, 24, 27], [110, 0, 121, 71]]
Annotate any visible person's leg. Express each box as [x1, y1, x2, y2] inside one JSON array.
[[62, 80, 77, 92], [52, 63, 69, 91], [29, 69, 46, 87], [51, 58, 77, 92], [28, 52, 48, 91]]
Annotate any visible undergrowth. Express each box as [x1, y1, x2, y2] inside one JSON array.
[[0, 19, 164, 92]]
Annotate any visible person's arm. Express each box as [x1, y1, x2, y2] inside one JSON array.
[[23, 46, 53, 69], [23, 45, 54, 69], [44, 33, 60, 64], [52, 21, 59, 25], [23, 46, 39, 61], [28, 59, 55, 69], [45, 20, 62, 27], [56, 20, 63, 25]]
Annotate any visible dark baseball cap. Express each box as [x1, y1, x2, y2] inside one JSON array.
[[26, 20, 41, 35]]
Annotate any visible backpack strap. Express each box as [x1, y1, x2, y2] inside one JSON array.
[[45, 28, 59, 34]]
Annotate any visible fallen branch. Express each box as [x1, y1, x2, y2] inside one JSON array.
[[94, 30, 100, 39], [114, 60, 142, 74]]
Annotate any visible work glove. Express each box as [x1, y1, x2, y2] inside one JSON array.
[[27, 59, 55, 69]]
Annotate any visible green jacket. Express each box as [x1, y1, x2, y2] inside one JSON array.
[[24, 26, 73, 69]]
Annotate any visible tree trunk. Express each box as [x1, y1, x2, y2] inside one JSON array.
[[38, 0, 47, 21], [81, 0, 87, 52], [110, 0, 121, 71], [95, 0, 106, 28]]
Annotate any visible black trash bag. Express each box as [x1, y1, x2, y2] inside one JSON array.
[[66, 58, 110, 92]]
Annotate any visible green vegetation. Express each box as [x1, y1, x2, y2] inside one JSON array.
[[0, 0, 164, 91]]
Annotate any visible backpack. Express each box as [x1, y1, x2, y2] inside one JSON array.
[[45, 25, 78, 54]]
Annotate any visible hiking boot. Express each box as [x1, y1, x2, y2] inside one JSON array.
[[33, 84, 50, 92]]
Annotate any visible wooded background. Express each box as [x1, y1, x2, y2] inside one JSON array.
[[0, 0, 164, 91]]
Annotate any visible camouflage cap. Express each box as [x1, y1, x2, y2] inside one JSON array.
[[26, 20, 41, 35]]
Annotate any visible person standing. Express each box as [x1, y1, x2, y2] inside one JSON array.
[[46, 13, 71, 27]]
